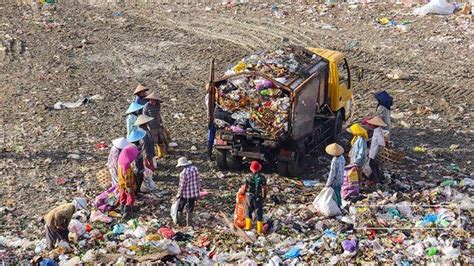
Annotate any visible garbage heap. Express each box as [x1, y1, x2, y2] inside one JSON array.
[[215, 46, 318, 139], [0, 174, 472, 264]]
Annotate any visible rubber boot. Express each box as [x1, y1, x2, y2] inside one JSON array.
[[244, 218, 252, 230], [256, 221, 264, 235], [186, 212, 194, 228]]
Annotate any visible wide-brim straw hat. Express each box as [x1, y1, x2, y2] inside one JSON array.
[[145, 92, 163, 102], [126, 102, 144, 114], [112, 137, 129, 150], [367, 116, 387, 127], [127, 128, 146, 143], [134, 114, 154, 126], [325, 143, 344, 157], [176, 157, 192, 167], [134, 84, 149, 95]]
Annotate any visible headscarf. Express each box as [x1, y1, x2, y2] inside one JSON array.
[[349, 123, 368, 146], [374, 91, 393, 110], [118, 144, 139, 173]]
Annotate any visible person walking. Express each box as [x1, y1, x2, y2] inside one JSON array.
[[134, 84, 149, 105], [346, 124, 368, 169], [175, 157, 202, 227], [366, 116, 387, 182], [117, 144, 141, 219], [126, 102, 145, 138], [325, 143, 345, 208], [244, 161, 267, 235], [44, 198, 87, 250], [108, 137, 129, 186]]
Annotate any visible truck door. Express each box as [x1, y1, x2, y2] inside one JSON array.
[[336, 58, 352, 119]]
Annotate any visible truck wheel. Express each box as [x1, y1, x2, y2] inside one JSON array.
[[226, 153, 243, 171], [332, 110, 344, 143], [216, 149, 228, 170], [287, 151, 305, 177], [277, 160, 289, 177]]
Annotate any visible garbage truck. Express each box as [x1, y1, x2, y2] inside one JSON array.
[[207, 45, 353, 177]]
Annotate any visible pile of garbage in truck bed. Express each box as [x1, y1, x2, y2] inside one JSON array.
[[215, 46, 319, 139]]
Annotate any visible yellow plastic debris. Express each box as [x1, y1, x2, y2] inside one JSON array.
[[379, 17, 390, 25], [232, 61, 247, 73], [108, 211, 122, 218], [146, 234, 162, 242], [413, 146, 427, 153]]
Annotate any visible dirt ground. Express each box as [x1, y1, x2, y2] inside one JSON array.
[[0, 1, 473, 263]]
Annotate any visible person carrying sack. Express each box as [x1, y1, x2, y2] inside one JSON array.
[[325, 143, 345, 208], [244, 161, 267, 235], [175, 157, 202, 227]]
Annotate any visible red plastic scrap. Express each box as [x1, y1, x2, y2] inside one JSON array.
[[158, 227, 176, 239]]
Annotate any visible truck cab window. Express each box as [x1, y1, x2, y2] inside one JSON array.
[[338, 60, 349, 85]]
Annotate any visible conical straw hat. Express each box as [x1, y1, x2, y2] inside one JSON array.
[[367, 116, 387, 127], [145, 91, 162, 101], [325, 143, 344, 156], [133, 84, 148, 95], [134, 114, 154, 126]]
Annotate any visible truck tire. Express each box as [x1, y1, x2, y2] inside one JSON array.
[[215, 149, 228, 170], [332, 110, 344, 143], [226, 153, 243, 171], [277, 160, 289, 177], [287, 151, 305, 177]]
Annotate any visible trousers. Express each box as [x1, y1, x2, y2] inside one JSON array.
[[177, 197, 196, 213], [369, 158, 383, 181], [45, 225, 69, 250], [245, 193, 264, 221], [119, 189, 136, 206]]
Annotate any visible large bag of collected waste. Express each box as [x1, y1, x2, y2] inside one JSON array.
[[94, 185, 118, 212], [68, 219, 85, 236], [234, 185, 246, 228], [312, 187, 342, 217], [342, 165, 360, 199], [140, 168, 156, 192], [413, 0, 455, 16], [170, 200, 179, 225]]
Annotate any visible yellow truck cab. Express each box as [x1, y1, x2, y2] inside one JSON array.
[[307, 47, 353, 122]]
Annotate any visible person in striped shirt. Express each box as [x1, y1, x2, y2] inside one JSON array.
[[175, 157, 202, 227]]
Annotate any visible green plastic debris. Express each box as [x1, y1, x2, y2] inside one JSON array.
[[388, 208, 403, 219], [426, 247, 438, 256], [440, 180, 455, 187]]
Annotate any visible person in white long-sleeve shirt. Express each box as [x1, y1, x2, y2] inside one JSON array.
[[367, 116, 387, 181], [325, 143, 345, 208]]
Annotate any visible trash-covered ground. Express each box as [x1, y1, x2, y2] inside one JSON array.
[[1, 1, 473, 264]]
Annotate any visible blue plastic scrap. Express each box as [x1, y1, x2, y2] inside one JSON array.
[[283, 247, 301, 259]]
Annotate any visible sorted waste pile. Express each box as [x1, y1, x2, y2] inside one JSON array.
[[1, 172, 472, 264], [214, 46, 319, 139]]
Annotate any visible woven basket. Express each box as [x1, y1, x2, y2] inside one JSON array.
[[377, 147, 405, 167], [96, 168, 112, 189]]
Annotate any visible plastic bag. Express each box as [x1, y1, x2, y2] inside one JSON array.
[[362, 159, 372, 177], [68, 219, 85, 236], [140, 170, 156, 192], [312, 187, 342, 217], [94, 185, 118, 213], [341, 165, 360, 199], [413, 0, 455, 16], [234, 186, 246, 228], [170, 200, 179, 225], [90, 210, 113, 223]]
